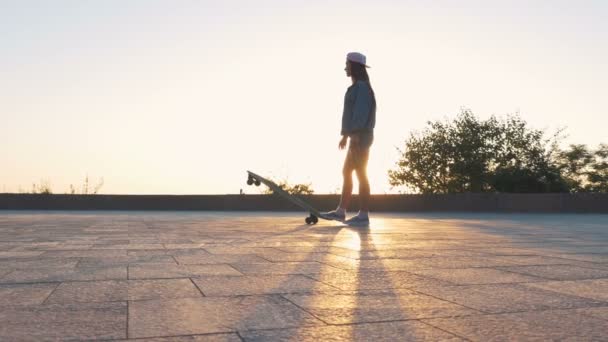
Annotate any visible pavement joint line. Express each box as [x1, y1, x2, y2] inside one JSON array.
[[298, 273, 345, 291], [417, 318, 475, 341], [39, 282, 62, 305], [494, 266, 608, 281], [233, 316, 477, 339], [405, 287, 490, 314], [423, 305, 608, 318], [189, 277, 207, 297], [278, 293, 332, 325], [225, 263, 246, 275], [513, 284, 608, 306], [0, 275, 233, 285], [126, 299, 129, 339], [483, 265, 574, 280]]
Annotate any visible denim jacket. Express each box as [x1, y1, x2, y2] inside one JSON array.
[[341, 80, 376, 136]]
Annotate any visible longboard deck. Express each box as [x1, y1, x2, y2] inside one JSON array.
[[246, 170, 329, 224]]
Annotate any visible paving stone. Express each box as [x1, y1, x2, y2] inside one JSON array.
[[573, 307, 608, 321], [415, 284, 605, 313], [126, 249, 171, 256], [46, 278, 203, 303], [307, 270, 453, 291], [175, 254, 270, 265], [409, 267, 544, 285], [473, 247, 541, 256], [0, 302, 127, 340], [192, 274, 339, 296], [2, 212, 608, 341], [549, 253, 608, 263], [0, 266, 127, 283], [0, 269, 13, 278], [203, 246, 287, 257], [115, 333, 242, 341], [128, 249, 212, 257], [77, 255, 177, 267], [498, 264, 608, 280], [255, 252, 334, 263], [5, 257, 80, 269], [423, 309, 608, 341], [240, 320, 464, 341], [128, 296, 324, 338], [44, 243, 95, 250], [0, 251, 44, 258], [319, 257, 424, 271], [283, 290, 477, 324], [367, 248, 489, 259], [0, 283, 57, 306], [92, 243, 166, 250], [496, 255, 592, 266], [43, 249, 128, 258], [129, 264, 242, 279], [413, 256, 516, 269], [272, 246, 346, 254], [523, 279, 608, 301], [231, 262, 342, 275]]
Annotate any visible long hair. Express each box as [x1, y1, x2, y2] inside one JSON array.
[[349, 61, 376, 100]]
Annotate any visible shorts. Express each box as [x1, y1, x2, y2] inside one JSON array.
[[344, 133, 373, 171]]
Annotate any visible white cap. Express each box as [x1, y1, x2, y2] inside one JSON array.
[[346, 52, 370, 68]]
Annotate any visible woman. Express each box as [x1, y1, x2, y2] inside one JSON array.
[[322, 52, 376, 225]]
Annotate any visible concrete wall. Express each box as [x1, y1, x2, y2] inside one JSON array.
[[0, 193, 607, 213]]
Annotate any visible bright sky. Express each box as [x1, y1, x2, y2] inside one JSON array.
[[2, 1, 607, 194]]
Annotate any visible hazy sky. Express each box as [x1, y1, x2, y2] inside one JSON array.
[[2, 1, 607, 194]]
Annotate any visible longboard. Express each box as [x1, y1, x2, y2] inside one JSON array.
[[246, 170, 328, 225]]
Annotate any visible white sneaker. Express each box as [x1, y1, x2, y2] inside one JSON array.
[[345, 214, 370, 226], [320, 210, 346, 222]]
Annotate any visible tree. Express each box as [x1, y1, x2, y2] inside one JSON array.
[[587, 144, 608, 192], [555, 144, 608, 192], [261, 179, 314, 195], [388, 109, 569, 193], [31, 180, 53, 194], [69, 175, 104, 195]]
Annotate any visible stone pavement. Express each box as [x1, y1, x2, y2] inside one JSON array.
[[1, 211, 608, 341]]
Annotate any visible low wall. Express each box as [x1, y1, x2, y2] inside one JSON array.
[[0, 193, 607, 213]]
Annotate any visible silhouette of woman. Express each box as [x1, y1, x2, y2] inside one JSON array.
[[322, 52, 376, 225]]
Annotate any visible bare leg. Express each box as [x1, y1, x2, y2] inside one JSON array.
[[355, 166, 370, 212], [338, 169, 353, 210], [338, 150, 355, 210]]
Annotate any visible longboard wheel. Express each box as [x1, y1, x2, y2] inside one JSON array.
[[305, 215, 318, 225], [254, 180, 261, 186], [247, 179, 253, 185]]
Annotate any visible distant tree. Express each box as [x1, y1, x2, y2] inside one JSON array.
[[262, 179, 314, 195], [388, 109, 569, 193], [555, 144, 594, 192], [69, 175, 104, 195], [31, 179, 53, 194], [556, 144, 608, 192], [587, 144, 608, 192]]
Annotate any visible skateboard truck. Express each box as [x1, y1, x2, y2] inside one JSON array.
[[247, 174, 261, 186]]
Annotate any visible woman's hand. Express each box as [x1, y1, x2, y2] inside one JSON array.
[[338, 135, 348, 150]]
